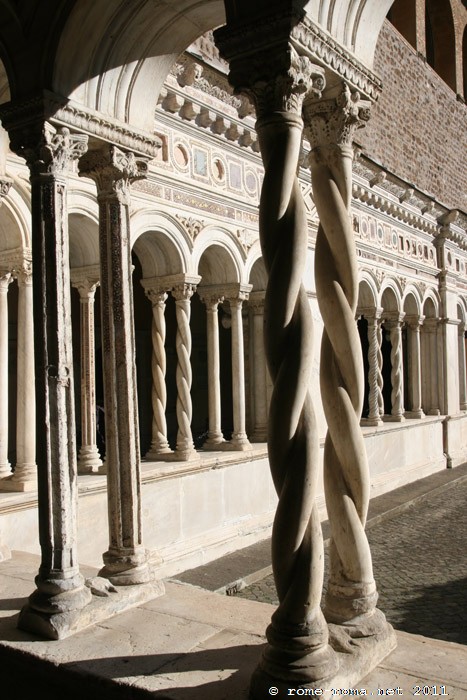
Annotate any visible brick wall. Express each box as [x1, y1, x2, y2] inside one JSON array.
[[356, 20, 467, 213]]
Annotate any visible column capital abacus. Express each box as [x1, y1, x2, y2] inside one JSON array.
[[12, 260, 33, 287], [249, 290, 266, 314], [197, 284, 225, 309], [170, 274, 202, 302], [0, 270, 12, 290], [383, 312, 406, 328], [405, 315, 425, 331], [222, 282, 252, 304], [10, 122, 88, 179], [359, 306, 383, 322], [72, 277, 99, 300], [423, 317, 440, 332], [79, 145, 149, 203]]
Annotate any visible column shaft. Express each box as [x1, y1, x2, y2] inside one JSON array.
[[250, 297, 268, 441], [0, 272, 12, 477], [199, 292, 225, 449], [80, 145, 151, 585], [384, 318, 405, 422], [405, 318, 424, 418], [227, 293, 251, 450], [459, 325, 467, 411], [365, 314, 383, 426]]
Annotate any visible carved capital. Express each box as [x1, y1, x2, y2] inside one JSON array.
[[13, 260, 33, 287], [304, 83, 371, 162], [143, 287, 168, 307], [0, 270, 12, 291], [198, 284, 225, 309], [0, 177, 12, 202], [11, 123, 88, 178], [79, 145, 149, 202], [72, 278, 99, 300]]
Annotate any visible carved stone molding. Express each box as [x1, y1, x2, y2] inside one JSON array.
[[79, 145, 149, 202], [175, 215, 204, 240]]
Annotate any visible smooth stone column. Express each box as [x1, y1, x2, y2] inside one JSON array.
[[0, 271, 12, 478], [80, 145, 153, 586], [405, 316, 425, 419], [383, 314, 406, 422], [459, 322, 467, 411], [140, 280, 173, 459], [171, 276, 201, 462], [425, 319, 440, 415], [361, 309, 384, 427], [7, 263, 37, 490], [224, 284, 252, 451], [72, 275, 103, 474], [9, 124, 91, 637], [198, 286, 226, 450], [249, 291, 268, 441]]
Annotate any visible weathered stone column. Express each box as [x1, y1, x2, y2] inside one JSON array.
[[424, 318, 440, 415], [6, 123, 91, 637], [304, 84, 393, 645], [383, 314, 406, 422], [249, 291, 268, 441], [216, 28, 338, 692], [140, 281, 173, 458], [224, 283, 252, 450], [459, 322, 467, 411], [198, 286, 226, 449], [9, 263, 37, 490], [71, 273, 103, 473], [405, 316, 425, 419], [171, 276, 201, 461], [80, 145, 152, 585], [0, 271, 12, 478], [362, 309, 383, 426]]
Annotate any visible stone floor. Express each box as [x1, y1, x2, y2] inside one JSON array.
[[0, 464, 466, 698]]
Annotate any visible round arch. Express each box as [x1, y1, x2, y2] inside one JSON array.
[[0, 181, 31, 254], [193, 227, 244, 283], [246, 248, 267, 291], [380, 279, 402, 312], [357, 273, 378, 311], [402, 286, 422, 317]]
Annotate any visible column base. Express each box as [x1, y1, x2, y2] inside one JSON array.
[[144, 448, 174, 461], [170, 448, 200, 463], [99, 548, 153, 586], [225, 435, 252, 451], [0, 461, 11, 479], [202, 437, 229, 451], [360, 417, 384, 427], [18, 578, 164, 640], [250, 615, 396, 699], [250, 429, 267, 442], [0, 473, 37, 492], [77, 446, 103, 474], [427, 409, 440, 416], [404, 410, 425, 419], [382, 414, 405, 423]]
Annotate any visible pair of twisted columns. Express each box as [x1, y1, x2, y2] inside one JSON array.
[[216, 24, 394, 690], [382, 314, 405, 422], [359, 309, 384, 427], [0, 262, 37, 490]]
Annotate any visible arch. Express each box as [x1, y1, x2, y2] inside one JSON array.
[[380, 279, 402, 312], [422, 291, 440, 318], [0, 181, 31, 254], [457, 298, 467, 325], [425, 0, 457, 91], [246, 250, 267, 291], [53, 0, 226, 133], [193, 227, 244, 283], [130, 210, 192, 278], [386, 0, 417, 49], [196, 241, 240, 285], [402, 287, 422, 317], [357, 273, 378, 311], [68, 212, 100, 269]]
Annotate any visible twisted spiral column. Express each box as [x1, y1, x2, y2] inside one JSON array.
[[142, 285, 172, 458], [304, 84, 386, 635], [225, 52, 339, 691], [0, 271, 12, 478], [365, 310, 383, 426], [384, 315, 405, 422], [377, 322, 384, 417], [172, 278, 200, 461]]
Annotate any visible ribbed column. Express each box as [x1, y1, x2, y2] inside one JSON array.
[[71, 275, 102, 474], [405, 316, 425, 419], [459, 322, 467, 411], [80, 145, 152, 586], [171, 276, 201, 461], [304, 84, 390, 637], [6, 123, 92, 637], [362, 309, 383, 426], [141, 281, 173, 458], [198, 286, 226, 450], [383, 314, 406, 422], [0, 271, 12, 478], [424, 319, 440, 415], [249, 291, 268, 441], [224, 283, 252, 451]]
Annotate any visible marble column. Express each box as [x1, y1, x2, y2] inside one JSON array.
[[459, 323, 467, 411], [249, 291, 268, 441], [224, 284, 252, 451], [198, 287, 226, 450], [72, 275, 103, 473], [171, 276, 201, 461], [304, 84, 392, 640], [362, 309, 384, 426], [383, 314, 406, 422], [405, 316, 425, 419], [0, 271, 12, 478], [7, 123, 91, 637], [80, 145, 153, 586], [216, 30, 338, 691], [9, 263, 37, 490], [424, 319, 440, 415], [140, 280, 173, 458]]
